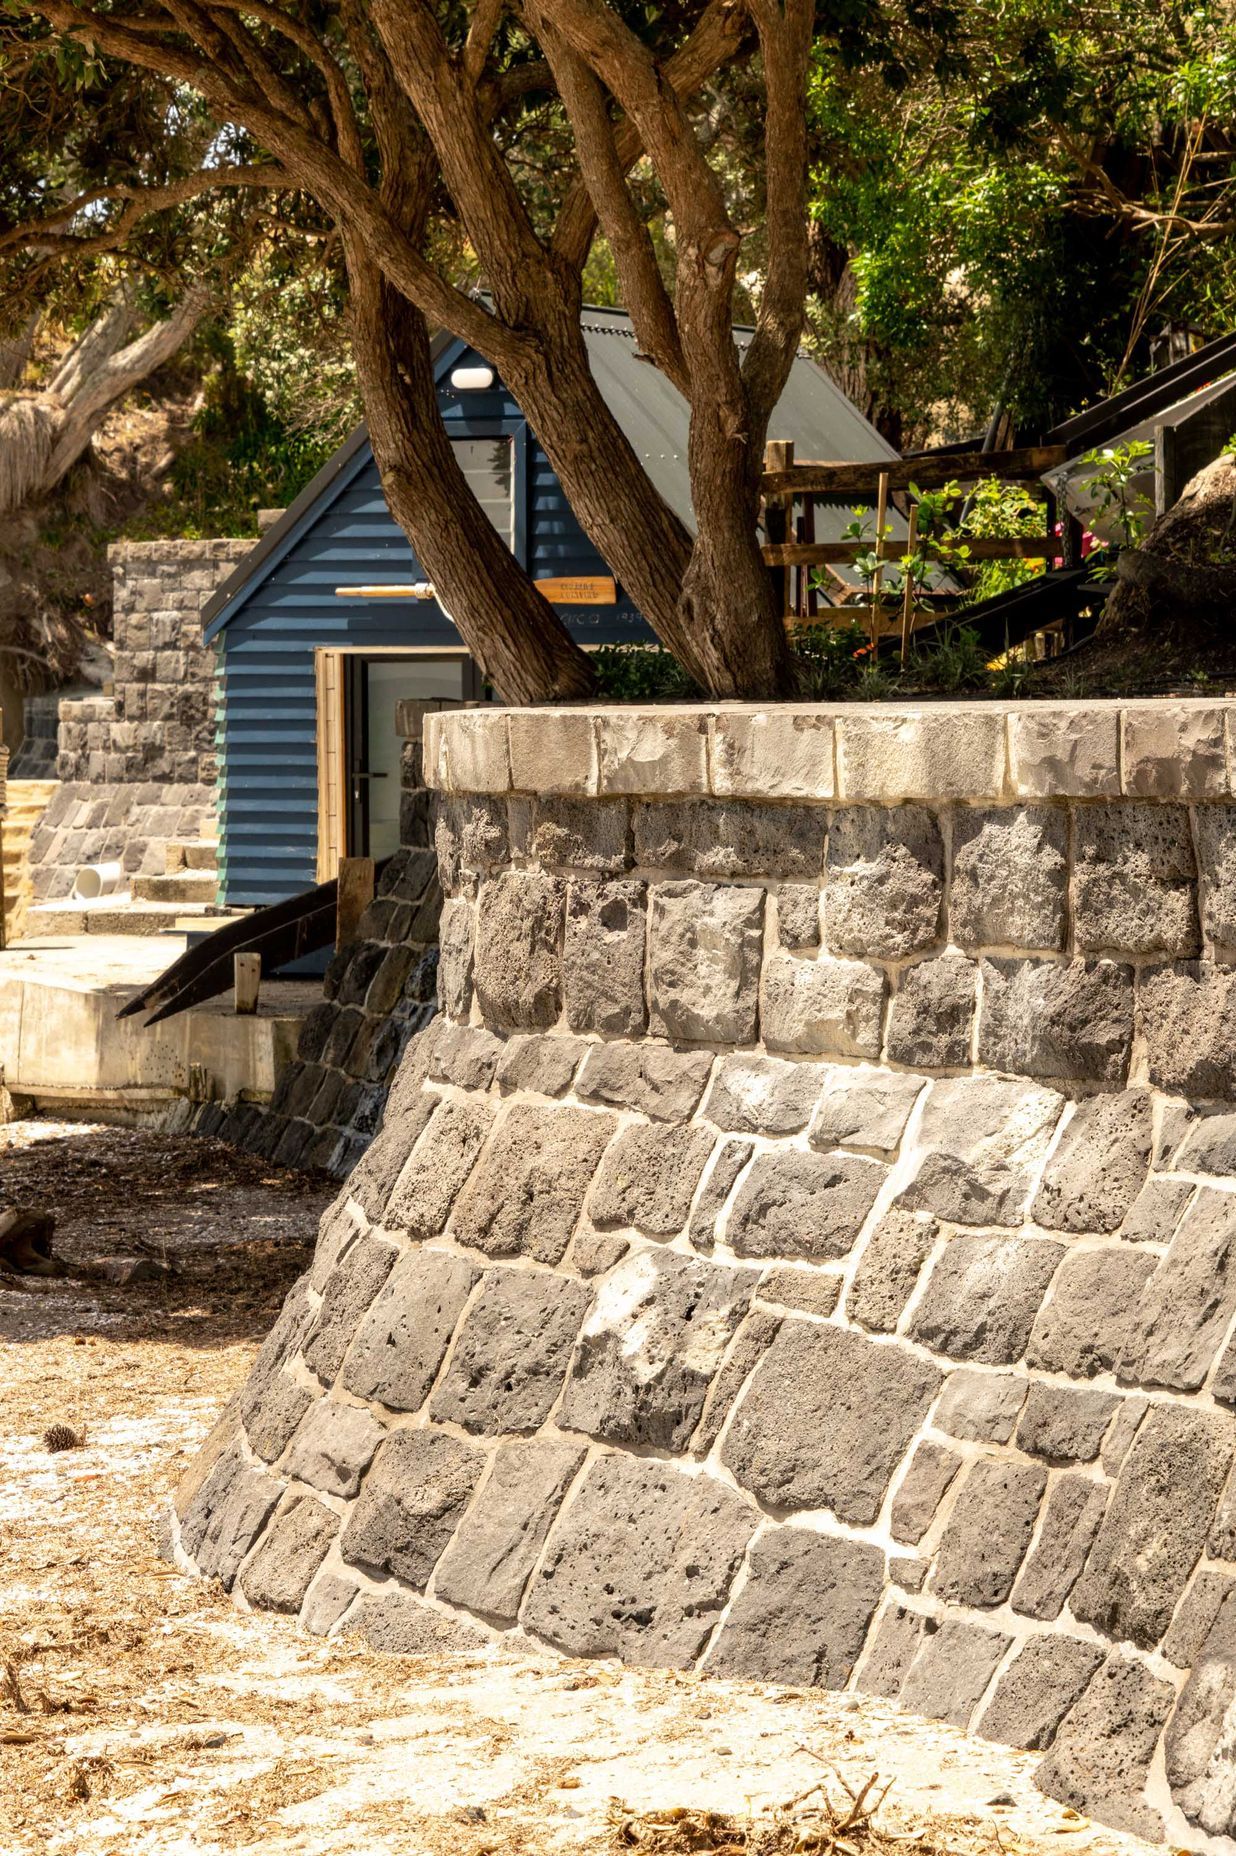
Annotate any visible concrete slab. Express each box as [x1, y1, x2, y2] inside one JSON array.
[[0, 933, 318, 1117]]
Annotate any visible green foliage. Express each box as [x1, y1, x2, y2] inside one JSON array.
[[791, 620, 875, 699], [907, 621, 990, 691], [590, 643, 701, 703], [1081, 440, 1155, 552]]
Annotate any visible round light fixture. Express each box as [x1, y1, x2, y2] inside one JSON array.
[[450, 364, 495, 391]]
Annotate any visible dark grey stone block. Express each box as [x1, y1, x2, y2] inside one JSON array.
[[823, 806, 944, 959], [727, 1149, 885, 1262], [633, 798, 826, 880], [721, 1320, 942, 1524], [687, 1139, 754, 1252], [885, 955, 977, 1070], [354, 1593, 490, 1657], [472, 870, 564, 1030], [339, 1248, 478, 1412], [979, 958, 1134, 1085], [588, 1123, 717, 1236], [1140, 961, 1236, 1097], [1074, 802, 1199, 955], [430, 1268, 590, 1434], [183, 1449, 283, 1589], [428, 1022, 504, 1091], [648, 880, 764, 1044], [1035, 1650, 1173, 1842], [282, 1397, 386, 1499], [1164, 1588, 1236, 1836], [529, 796, 629, 873], [1032, 1092, 1152, 1234], [930, 1458, 1047, 1608], [1118, 1187, 1236, 1391], [521, 1455, 756, 1667], [855, 1601, 927, 1699], [563, 878, 648, 1036], [452, 1103, 616, 1263], [242, 1370, 315, 1465], [383, 1098, 495, 1240], [705, 1526, 884, 1688], [239, 1492, 337, 1614], [908, 1236, 1064, 1365], [576, 1041, 715, 1122], [760, 949, 887, 1059], [1164, 1568, 1236, 1667], [899, 1618, 1011, 1729], [979, 1637, 1105, 1751], [558, 1250, 755, 1452], [494, 1033, 587, 1097], [846, 1210, 938, 1334], [1014, 1384, 1119, 1463], [950, 805, 1067, 950], [689, 1307, 782, 1458], [303, 1237, 399, 1382], [341, 1428, 483, 1587], [889, 1440, 962, 1545], [1027, 1246, 1159, 1379], [1117, 1175, 1196, 1245], [434, 1439, 585, 1624], [777, 882, 820, 948], [1012, 1476, 1108, 1622]]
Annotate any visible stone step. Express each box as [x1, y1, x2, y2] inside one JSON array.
[[131, 871, 219, 905], [24, 898, 218, 937], [164, 838, 218, 874]]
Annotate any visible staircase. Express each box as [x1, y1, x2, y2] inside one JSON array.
[[131, 837, 219, 907], [2, 779, 58, 945]]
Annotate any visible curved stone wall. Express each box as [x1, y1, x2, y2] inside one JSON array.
[[169, 701, 1236, 1851]]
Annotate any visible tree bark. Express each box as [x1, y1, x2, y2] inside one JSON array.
[[349, 254, 597, 705], [1098, 454, 1236, 639]]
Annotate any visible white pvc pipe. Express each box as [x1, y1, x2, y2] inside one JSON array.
[[73, 861, 123, 900]]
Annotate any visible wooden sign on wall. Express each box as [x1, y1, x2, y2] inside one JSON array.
[[534, 575, 617, 604]]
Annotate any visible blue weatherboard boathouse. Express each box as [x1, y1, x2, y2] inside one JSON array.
[[202, 306, 898, 906]]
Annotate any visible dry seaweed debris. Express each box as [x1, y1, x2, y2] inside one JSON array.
[[609, 1767, 896, 1855]]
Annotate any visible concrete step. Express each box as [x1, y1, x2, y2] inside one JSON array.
[[24, 898, 219, 937], [131, 871, 219, 905], [164, 838, 219, 874]]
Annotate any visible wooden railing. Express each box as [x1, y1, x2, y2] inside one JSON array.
[[760, 439, 1072, 653]]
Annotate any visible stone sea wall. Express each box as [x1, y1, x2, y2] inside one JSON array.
[[169, 701, 1236, 1851]]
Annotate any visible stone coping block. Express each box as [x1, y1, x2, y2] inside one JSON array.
[[424, 700, 1236, 804]]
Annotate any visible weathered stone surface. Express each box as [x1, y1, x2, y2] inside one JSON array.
[[1012, 1475, 1108, 1621], [494, 1033, 586, 1097], [341, 1429, 483, 1587], [1014, 1384, 1119, 1463], [823, 806, 944, 958], [855, 1601, 927, 1699], [569, 1225, 630, 1276], [428, 1022, 504, 1091], [452, 1103, 615, 1264], [846, 1210, 938, 1334], [648, 881, 764, 1043], [435, 795, 510, 888], [310, 1202, 362, 1292], [1027, 1246, 1159, 1378], [434, 1439, 585, 1624], [1164, 1588, 1236, 1836], [437, 897, 474, 1018], [901, 1077, 1064, 1226], [908, 1237, 1064, 1364], [595, 712, 708, 797], [522, 1455, 755, 1666], [1074, 803, 1199, 955], [890, 1441, 962, 1545], [706, 1527, 884, 1688], [529, 796, 628, 872], [979, 1638, 1106, 1752], [885, 957, 977, 1069], [1215, 1329, 1236, 1407], [1006, 706, 1119, 797], [559, 1250, 754, 1452], [900, 1618, 1011, 1729], [431, 1269, 590, 1434], [183, 1451, 282, 1588], [1032, 1092, 1152, 1234], [689, 1307, 781, 1457], [777, 882, 820, 948], [760, 949, 886, 1059], [728, 1149, 885, 1262], [1195, 806, 1236, 946], [1124, 705, 1228, 798], [1175, 1110, 1236, 1176], [721, 1321, 942, 1523], [835, 707, 1006, 803], [704, 1053, 821, 1135], [950, 806, 1068, 949], [239, 1492, 337, 1613], [588, 1123, 716, 1236], [934, 1371, 1026, 1443], [931, 1459, 1047, 1608], [757, 1266, 842, 1318], [303, 1238, 399, 1382], [979, 958, 1134, 1084], [810, 1066, 924, 1151], [242, 1370, 315, 1464], [1117, 1175, 1195, 1245], [563, 879, 647, 1035], [282, 1398, 386, 1499], [301, 1572, 359, 1637], [1209, 1467, 1236, 1559], [1072, 1405, 1233, 1649], [471, 870, 564, 1029], [1140, 961, 1236, 1097], [1101, 1396, 1148, 1474], [688, 1141, 753, 1252], [576, 1041, 715, 1121], [633, 798, 826, 878], [710, 708, 834, 801], [354, 1592, 490, 1657], [1118, 1187, 1236, 1391], [384, 1098, 495, 1240], [1036, 1650, 1174, 1841], [1164, 1568, 1236, 1667], [507, 708, 595, 797], [339, 1249, 478, 1411], [890, 1556, 928, 1592]]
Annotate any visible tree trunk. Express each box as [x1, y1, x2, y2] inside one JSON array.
[[350, 258, 597, 705], [1098, 455, 1236, 640]]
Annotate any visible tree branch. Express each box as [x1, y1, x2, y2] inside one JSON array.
[[463, 0, 505, 87], [740, 0, 813, 423], [0, 164, 288, 261], [208, 0, 365, 169]]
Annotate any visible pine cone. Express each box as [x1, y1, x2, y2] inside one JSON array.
[[43, 1423, 83, 1453]]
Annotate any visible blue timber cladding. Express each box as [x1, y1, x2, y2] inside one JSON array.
[[208, 336, 650, 906]]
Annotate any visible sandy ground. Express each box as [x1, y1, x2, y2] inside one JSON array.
[[0, 1119, 1153, 1856]]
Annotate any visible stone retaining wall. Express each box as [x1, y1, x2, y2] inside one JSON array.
[[169, 700, 1236, 1852]]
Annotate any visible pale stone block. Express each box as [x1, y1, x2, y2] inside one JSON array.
[[443, 711, 511, 793], [834, 708, 1005, 802], [710, 708, 834, 801], [422, 711, 450, 791], [508, 709, 597, 796], [1122, 704, 1227, 799], [1007, 706, 1119, 797], [596, 710, 709, 796]]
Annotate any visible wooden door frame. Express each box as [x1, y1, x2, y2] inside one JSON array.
[[314, 645, 477, 883]]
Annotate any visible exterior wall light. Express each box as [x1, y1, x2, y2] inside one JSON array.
[[449, 364, 495, 391]]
